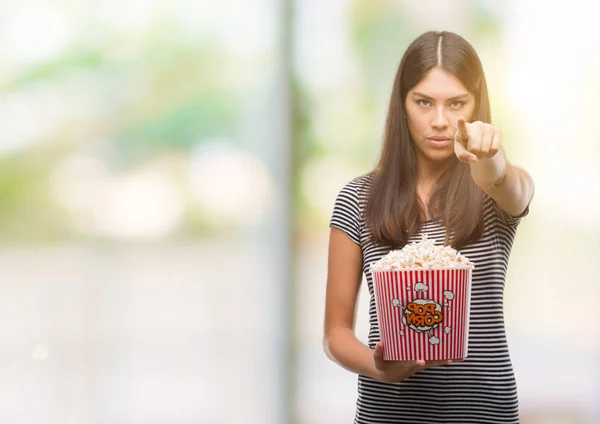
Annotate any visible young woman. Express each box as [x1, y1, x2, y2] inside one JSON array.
[[324, 31, 535, 423]]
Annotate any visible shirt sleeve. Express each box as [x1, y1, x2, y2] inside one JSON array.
[[329, 179, 362, 245], [489, 193, 533, 228]]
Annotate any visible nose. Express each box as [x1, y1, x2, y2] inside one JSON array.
[[431, 106, 449, 130]]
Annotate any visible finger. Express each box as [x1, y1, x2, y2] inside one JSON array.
[[480, 128, 494, 158], [456, 117, 469, 143], [490, 130, 502, 157], [467, 127, 482, 157], [424, 359, 452, 368], [405, 360, 427, 376], [454, 139, 478, 164], [373, 343, 384, 362]]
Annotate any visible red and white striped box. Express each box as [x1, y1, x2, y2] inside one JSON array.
[[371, 267, 472, 361]]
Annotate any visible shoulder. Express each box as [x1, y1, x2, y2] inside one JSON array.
[[330, 173, 374, 244], [339, 173, 373, 199], [331, 173, 373, 219]]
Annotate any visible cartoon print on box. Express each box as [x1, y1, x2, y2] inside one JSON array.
[[391, 284, 455, 346]]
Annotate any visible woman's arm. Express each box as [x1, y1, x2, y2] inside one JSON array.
[[470, 148, 535, 217], [454, 117, 535, 217], [324, 227, 448, 382], [323, 227, 380, 379]]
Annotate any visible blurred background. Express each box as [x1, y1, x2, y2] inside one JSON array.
[[0, 0, 598, 423]]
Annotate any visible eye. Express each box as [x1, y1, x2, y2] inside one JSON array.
[[450, 101, 464, 109], [417, 99, 431, 107]]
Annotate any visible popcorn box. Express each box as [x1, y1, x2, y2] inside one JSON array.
[[371, 267, 472, 361]]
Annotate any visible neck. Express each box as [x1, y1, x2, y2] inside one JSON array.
[[416, 156, 453, 187], [415, 156, 453, 221]]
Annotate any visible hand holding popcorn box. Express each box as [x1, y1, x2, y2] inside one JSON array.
[[370, 235, 473, 361]]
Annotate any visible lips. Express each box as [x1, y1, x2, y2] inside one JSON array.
[[427, 136, 452, 148]]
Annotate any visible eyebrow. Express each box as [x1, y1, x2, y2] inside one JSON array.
[[412, 91, 470, 101]]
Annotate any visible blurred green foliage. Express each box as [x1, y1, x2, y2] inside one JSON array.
[[0, 0, 504, 242]]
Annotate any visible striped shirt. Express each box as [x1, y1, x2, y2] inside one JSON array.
[[329, 174, 529, 424]]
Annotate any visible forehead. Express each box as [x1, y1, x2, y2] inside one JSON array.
[[409, 67, 469, 98]]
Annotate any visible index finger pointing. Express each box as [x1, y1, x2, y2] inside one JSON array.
[[457, 117, 469, 142]]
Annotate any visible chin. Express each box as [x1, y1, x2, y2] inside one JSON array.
[[415, 143, 455, 164], [425, 150, 454, 163]]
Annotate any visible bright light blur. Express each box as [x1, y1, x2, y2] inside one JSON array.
[[0, 0, 598, 423]]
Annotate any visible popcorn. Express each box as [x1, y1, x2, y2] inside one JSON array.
[[371, 234, 474, 270]]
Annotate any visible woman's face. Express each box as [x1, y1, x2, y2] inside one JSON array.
[[405, 67, 475, 167]]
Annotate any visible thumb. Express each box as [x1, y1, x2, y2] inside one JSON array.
[[456, 117, 469, 143], [454, 137, 478, 164], [373, 343, 384, 361]]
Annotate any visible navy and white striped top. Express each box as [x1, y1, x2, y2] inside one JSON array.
[[329, 173, 529, 424]]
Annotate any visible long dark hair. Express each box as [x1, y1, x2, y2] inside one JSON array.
[[365, 31, 491, 250]]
